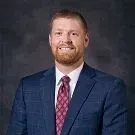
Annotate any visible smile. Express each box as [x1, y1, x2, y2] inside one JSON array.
[[59, 47, 74, 50]]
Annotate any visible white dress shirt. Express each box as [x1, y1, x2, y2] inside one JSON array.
[[55, 62, 84, 106]]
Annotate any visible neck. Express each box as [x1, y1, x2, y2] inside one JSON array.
[[55, 59, 84, 75]]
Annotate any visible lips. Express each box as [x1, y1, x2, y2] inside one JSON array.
[[58, 44, 74, 49], [59, 47, 74, 50]]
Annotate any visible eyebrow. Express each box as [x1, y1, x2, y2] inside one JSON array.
[[54, 28, 63, 31], [54, 28, 79, 33]]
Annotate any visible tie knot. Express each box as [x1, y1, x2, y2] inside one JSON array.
[[61, 76, 70, 83]]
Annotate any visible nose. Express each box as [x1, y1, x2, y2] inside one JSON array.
[[62, 33, 72, 44]]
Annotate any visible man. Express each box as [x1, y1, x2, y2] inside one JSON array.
[[7, 9, 130, 135]]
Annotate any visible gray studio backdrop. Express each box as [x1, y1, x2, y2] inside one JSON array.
[[0, 0, 135, 135]]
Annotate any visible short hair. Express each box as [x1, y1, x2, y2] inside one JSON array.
[[49, 9, 88, 33]]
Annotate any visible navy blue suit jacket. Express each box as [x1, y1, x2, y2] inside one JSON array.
[[7, 63, 130, 135]]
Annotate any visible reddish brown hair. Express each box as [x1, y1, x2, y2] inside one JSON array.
[[49, 9, 88, 33]]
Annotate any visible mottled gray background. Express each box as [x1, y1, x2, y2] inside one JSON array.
[[0, 0, 135, 135]]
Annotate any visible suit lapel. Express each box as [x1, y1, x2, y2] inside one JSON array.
[[61, 64, 96, 135], [40, 67, 56, 135]]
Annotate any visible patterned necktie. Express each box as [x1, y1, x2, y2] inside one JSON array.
[[56, 76, 70, 135]]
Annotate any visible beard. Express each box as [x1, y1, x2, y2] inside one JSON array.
[[51, 44, 84, 65]]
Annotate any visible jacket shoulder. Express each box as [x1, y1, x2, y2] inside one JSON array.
[[21, 67, 54, 82], [93, 68, 125, 85]]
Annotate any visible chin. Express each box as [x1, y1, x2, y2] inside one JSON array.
[[56, 57, 81, 66], [54, 52, 83, 66], [57, 60, 74, 65]]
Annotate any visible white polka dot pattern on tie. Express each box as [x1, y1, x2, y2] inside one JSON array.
[[56, 76, 70, 135]]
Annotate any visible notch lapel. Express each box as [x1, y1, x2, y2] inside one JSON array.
[[61, 64, 96, 135], [40, 67, 56, 135]]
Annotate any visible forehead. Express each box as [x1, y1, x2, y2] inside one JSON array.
[[52, 18, 84, 31]]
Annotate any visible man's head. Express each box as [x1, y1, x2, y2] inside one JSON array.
[[49, 9, 89, 66]]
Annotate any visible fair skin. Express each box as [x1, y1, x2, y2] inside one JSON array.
[[49, 17, 89, 75]]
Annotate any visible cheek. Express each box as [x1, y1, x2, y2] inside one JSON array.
[[51, 37, 60, 46], [73, 39, 85, 48], [72, 38, 80, 44]]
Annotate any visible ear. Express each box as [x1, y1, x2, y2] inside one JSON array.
[[49, 34, 52, 46], [84, 33, 89, 48]]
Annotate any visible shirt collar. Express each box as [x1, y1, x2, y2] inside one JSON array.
[[55, 62, 84, 85]]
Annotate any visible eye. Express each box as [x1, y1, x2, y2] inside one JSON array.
[[71, 32, 78, 36], [55, 32, 62, 36]]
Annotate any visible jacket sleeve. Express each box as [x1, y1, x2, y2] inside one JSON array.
[[6, 79, 27, 135], [102, 79, 133, 135]]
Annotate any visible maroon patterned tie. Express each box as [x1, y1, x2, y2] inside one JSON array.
[[56, 76, 70, 135]]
